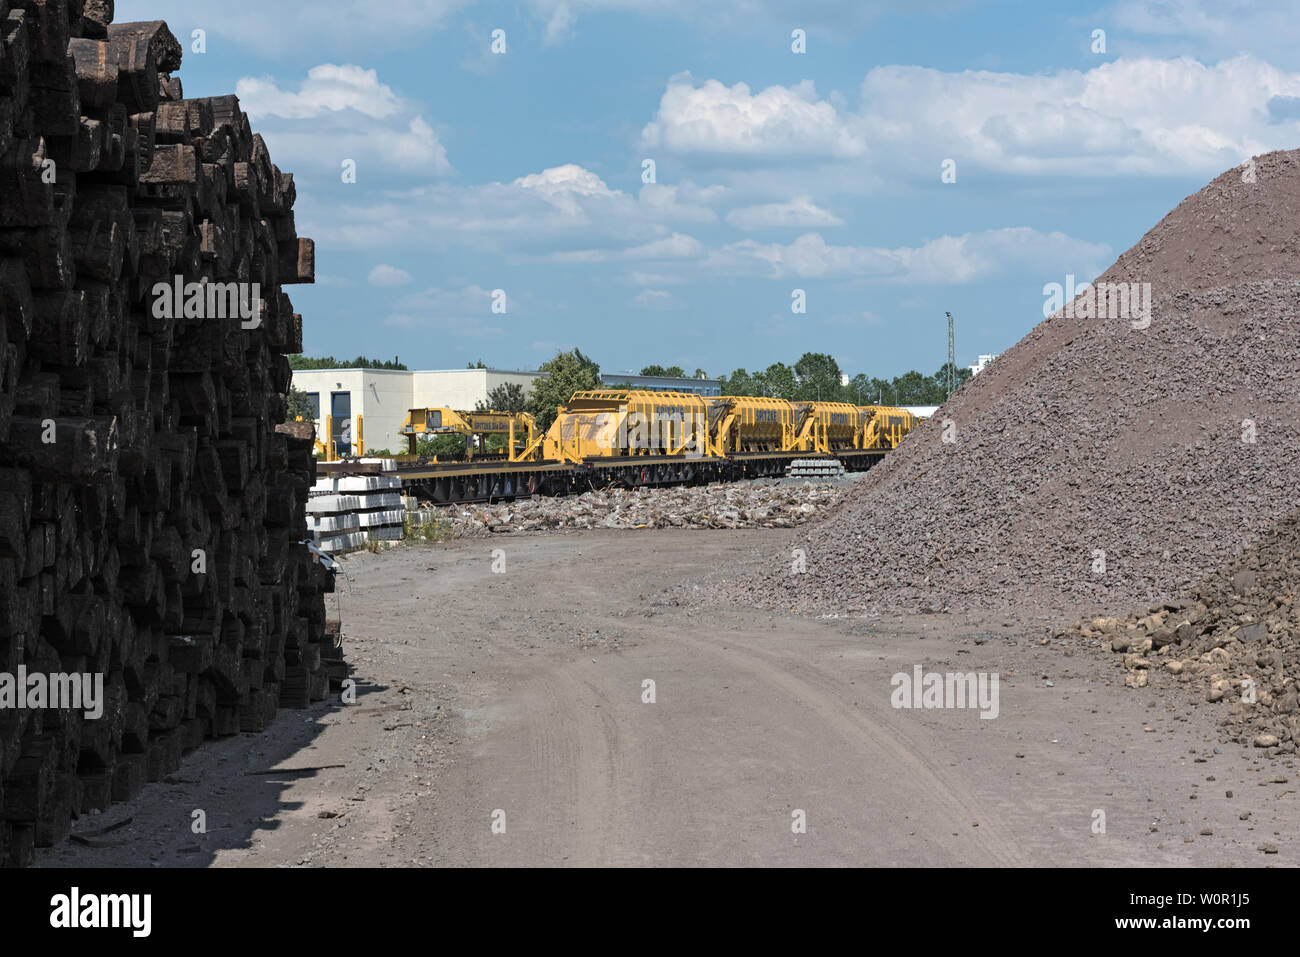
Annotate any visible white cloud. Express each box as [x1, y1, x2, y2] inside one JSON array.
[[368, 264, 414, 286], [704, 228, 1112, 282], [625, 271, 687, 285], [235, 65, 451, 174], [513, 164, 620, 216], [1106, 0, 1298, 63], [640, 55, 1300, 179], [725, 195, 843, 230], [551, 232, 705, 263], [238, 65, 403, 120], [858, 55, 1300, 176], [638, 183, 724, 223], [542, 2, 578, 45], [305, 165, 721, 251], [627, 233, 705, 258], [641, 74, 867, 159]]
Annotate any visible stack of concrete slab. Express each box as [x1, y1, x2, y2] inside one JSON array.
[[307, 473, 404, 553]]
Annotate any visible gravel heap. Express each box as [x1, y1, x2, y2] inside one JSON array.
[[730, 149, 1300, 614], [1060, 508, 1300, 755], [429, 480, 848, 536]]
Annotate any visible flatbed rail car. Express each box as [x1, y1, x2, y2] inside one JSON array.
[[390, 450, 888, 504], [372, 390, 920, 505], [394, 454, 734, 504]]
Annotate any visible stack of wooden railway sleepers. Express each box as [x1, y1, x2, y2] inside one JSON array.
[[0, 3, 337, 865]]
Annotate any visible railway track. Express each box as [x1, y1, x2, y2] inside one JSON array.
[[385, 449, 885, 506]]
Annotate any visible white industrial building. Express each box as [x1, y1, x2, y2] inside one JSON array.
[[902, 406, 940, 419], [289, 367, 541, 455]]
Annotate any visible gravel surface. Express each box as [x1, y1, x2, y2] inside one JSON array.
[[38, 530, 1300, 867], [730, 149, 1300, 615]]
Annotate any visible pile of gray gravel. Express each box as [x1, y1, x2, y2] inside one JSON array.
[[728, 149, 1300, 615]]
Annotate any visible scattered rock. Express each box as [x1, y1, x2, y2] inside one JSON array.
[[424, 479, 850, 537]]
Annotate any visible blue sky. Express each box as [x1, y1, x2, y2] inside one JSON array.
[[120, 0, 1300, 379]]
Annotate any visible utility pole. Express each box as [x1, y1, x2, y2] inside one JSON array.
[[945, 311, 957, 397]]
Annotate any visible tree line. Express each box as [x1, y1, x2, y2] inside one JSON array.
[[515, 350, 972, 432], [288, 354, 408, 370], [720, 355, 972, 407]]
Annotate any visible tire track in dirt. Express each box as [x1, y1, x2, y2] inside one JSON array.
[[666, 629, 1031, 866]]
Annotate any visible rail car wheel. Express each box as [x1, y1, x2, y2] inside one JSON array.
[[527, 475, 537, 495], [639, 466, 649, 485]]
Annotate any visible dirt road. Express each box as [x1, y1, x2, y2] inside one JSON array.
[[40, 529, 1298, 867]]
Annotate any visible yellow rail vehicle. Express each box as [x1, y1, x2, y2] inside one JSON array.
[[399, 407, 536, 460], [862, 406, 917, 450], [535, 390, 713, 463], [791, 401, 862, 453], [709, 395, 799, 453], [386, 391, 921, 505]]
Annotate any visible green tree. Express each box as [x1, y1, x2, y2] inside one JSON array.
[[863, 377, 896, 405], [527, 349, 602, 431], [286, 384, 315, 421], [845, 373, 873, 405], [288, 354, 407, 370], [692, 368, 708, 379], [721, 368, 755, 396], [475, 381, 528, 414], [793, 352, 844, 402], [414, 435, 469, 458], [933, 362, 973, 398], [891, 370, 933, 404], [640, 364, 685, 377], [467, 359, 488, 369], [758, 362, 798, 399]]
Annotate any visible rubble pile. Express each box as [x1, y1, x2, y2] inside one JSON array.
[[433, 480, 849, 536], [1061, 508, 1300, 755]]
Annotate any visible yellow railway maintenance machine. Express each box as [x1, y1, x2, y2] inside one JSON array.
[[314, 414, 365, 460], [399, 408, 537, 462]]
